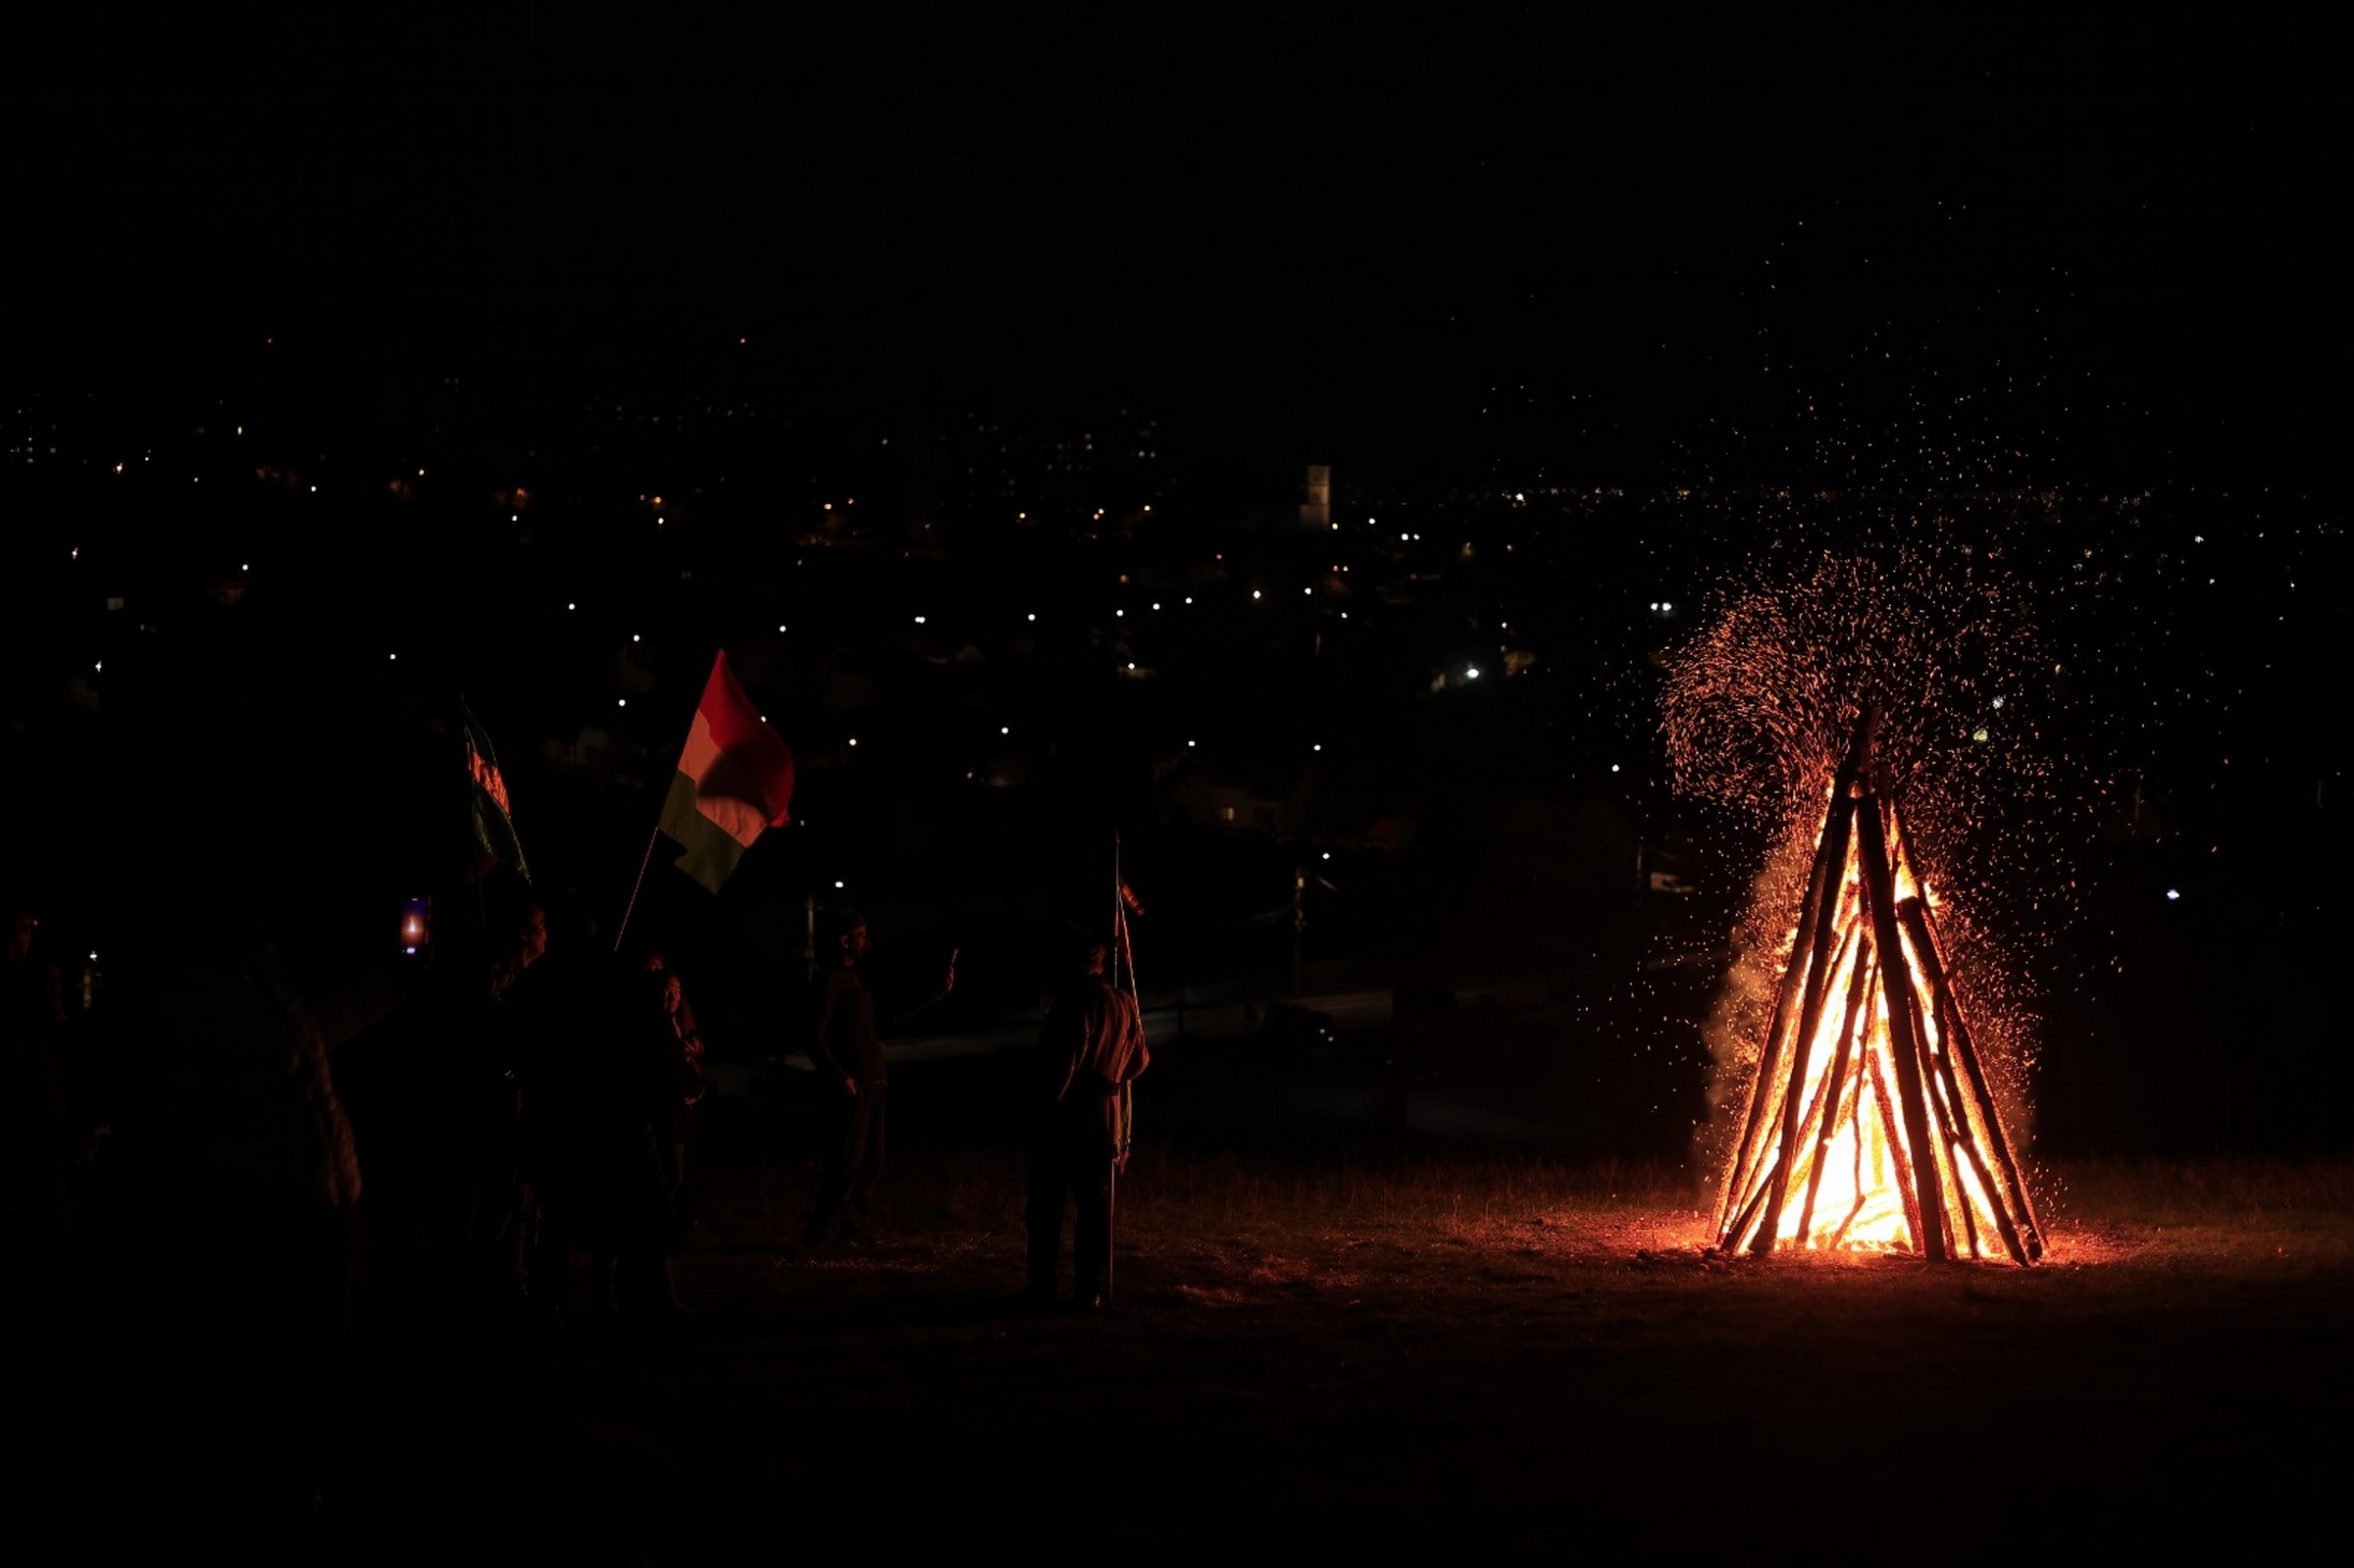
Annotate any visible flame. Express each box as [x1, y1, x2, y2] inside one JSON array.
[[1714, 765, 2042, 1264]]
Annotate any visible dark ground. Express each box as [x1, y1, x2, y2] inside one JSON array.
[[355, 1037, 2354, 1563], [25, 1004, 2351, 1565]]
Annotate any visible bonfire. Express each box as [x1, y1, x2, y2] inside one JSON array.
[[1713, 709, 2043, 1263]]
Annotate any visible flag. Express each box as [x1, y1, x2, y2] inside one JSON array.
[[659, 650, 795, 893], [462, 697, 531, 884]]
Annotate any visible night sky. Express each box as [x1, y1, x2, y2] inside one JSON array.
[[7, 13, 2347, 1163], [9, 12, 2337, 485]]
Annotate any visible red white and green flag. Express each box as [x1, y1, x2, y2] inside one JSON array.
[[659, 650, 795, 893]]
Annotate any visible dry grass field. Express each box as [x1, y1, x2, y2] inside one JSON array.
[[311, 1038, 2354, 1565]]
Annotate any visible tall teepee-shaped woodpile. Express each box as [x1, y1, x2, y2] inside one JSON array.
[[1714, 712, 2044, 1264]]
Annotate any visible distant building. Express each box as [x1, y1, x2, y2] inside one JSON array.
[[1300, 463, 1331, 531]]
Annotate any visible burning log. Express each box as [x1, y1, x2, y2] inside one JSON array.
[[1715, 737, 1867, 1240], [1897, 895, 2044, 1262], [1853, 784, 1948, 1261], [1793, 936, 1873, 1246], [1713, 709, 2041, 1264], [1866, 1034, 1925, 1253]]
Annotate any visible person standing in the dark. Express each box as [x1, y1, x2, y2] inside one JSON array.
[[507, 891, 677, 1335], [101, 859, 422, 1555], [640, 946, 704, 1310], [799, 908, 951, 1248], [1026, 936, 1149, 1310], [467, 893, 546, 1319], [2, 883, 79, 1261]]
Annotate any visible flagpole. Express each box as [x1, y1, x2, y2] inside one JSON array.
[[1109, 831, 1136, 1307], [613, 824, 661, 952]]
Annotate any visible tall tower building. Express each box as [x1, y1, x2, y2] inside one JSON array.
[[1300, 463, 1331, 530]]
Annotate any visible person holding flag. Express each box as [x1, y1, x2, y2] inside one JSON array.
[[1024, 929, 1149, 1311]]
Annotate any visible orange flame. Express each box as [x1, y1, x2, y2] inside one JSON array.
[[1715, 742, 2042, 1264]]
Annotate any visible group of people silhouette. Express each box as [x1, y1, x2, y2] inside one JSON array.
[[6, 798, 1149, 1561]]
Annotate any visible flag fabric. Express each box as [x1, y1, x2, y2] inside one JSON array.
[[462, 697, 531, 884], [659, 650, 795, 893]]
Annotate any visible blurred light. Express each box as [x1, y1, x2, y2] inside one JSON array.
[[834, 880, 845, 889], [848, 737, 858, 747], [914, 616, 927, 624], [1000, 726, 1009, 734], [1466, 667, 1481, 680], [1253, 590, 1261, 600], [2166, 888, 2180, 901]]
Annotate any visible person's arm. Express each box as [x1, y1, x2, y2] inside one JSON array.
[[1117, 991, 1150, 1082]]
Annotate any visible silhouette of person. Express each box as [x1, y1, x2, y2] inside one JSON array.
[[1026, 935, 1149, 1310], [507, 891, 676, 1335], [2, 882, 77, 1257], [469, 893, 547, 1315], [641, 947, 705, 1291], [799, 908, 951, 1247], [102, 853, 423, 1555]]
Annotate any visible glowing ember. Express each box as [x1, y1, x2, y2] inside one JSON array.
[[1654, 533, 2076, 1262]]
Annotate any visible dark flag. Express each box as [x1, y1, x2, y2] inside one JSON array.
[[462, 697, 531, 884]]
